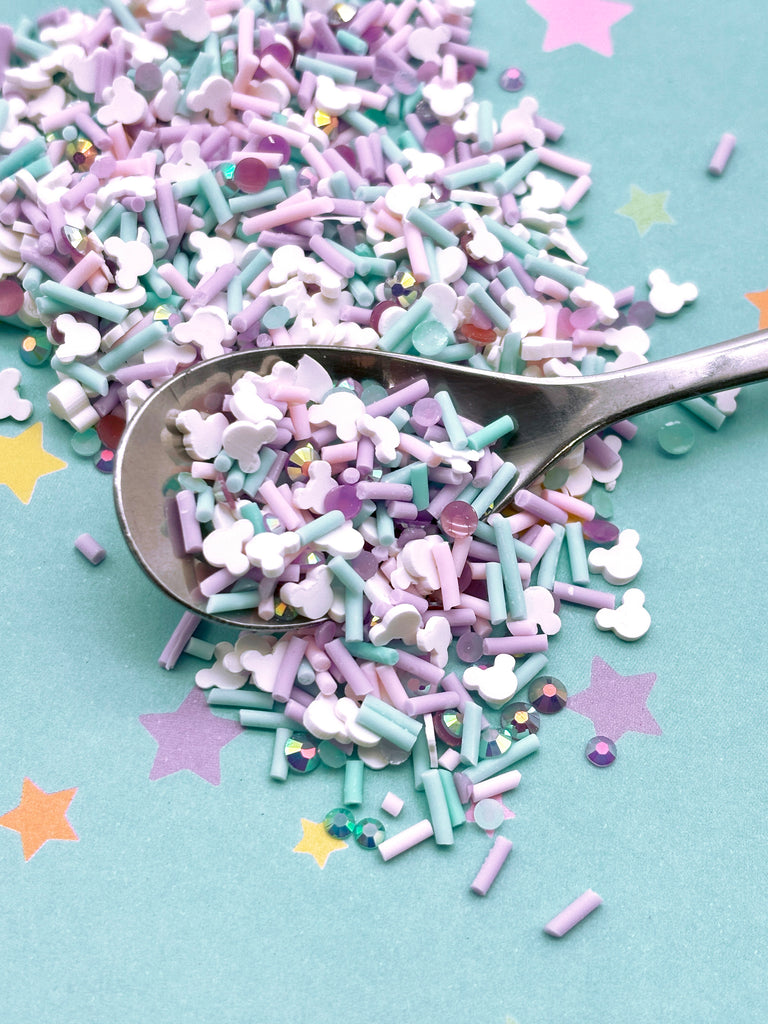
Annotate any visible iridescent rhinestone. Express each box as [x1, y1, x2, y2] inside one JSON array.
[[272, 600, 299, 623], [65, 136, 97, 170], [61, 225, 89, 255], [19, 334, 52, 367], [529, 677, 568, 714], [585, 735, 617, 767], [657, 419, 695, 456], [354, 817, 386, 849], [499, 702, 541, 739], [328, 2, 357, 25], [323, 807, 356, 839], [384, 268, 422, 308], [153, 304, 173, 322], [480, 727, 514, 759], [219, 161, 237, 184], [499, 66, 526, 92], [285, 442, 319, 481], [285, 733, 321, 773], [314, 109, 339, 136], [95, 448, 115, 474], [434, 708, 463, 746]]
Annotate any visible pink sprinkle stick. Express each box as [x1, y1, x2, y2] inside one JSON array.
[[544, 889, 603, 937], [708, 132, 736, 177], [470, 835, 513, 895], [378, 819, 435, 861]]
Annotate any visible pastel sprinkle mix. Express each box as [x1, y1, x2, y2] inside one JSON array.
[[0, 0, 740, 914]]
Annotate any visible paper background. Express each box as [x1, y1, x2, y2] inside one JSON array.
[[1, 2, 767, 1022]]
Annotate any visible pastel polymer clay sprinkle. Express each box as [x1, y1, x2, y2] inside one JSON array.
[[543, 889, 604, 937], [74, 532, 106, 565], [0, 0, 732, 909], [708, 132, 736, 177]]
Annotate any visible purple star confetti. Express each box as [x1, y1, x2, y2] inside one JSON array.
[[567, 656, 661, 741], [139, 686, 243, 785]]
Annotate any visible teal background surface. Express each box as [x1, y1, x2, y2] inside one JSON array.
[[1, 2, 767, 1022]]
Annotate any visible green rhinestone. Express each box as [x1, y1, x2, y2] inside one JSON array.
[[323, 807, 356, 839], [354, 817, 385, 850]]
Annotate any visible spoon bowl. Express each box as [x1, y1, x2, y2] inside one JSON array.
[[114, 334, 768, 631]]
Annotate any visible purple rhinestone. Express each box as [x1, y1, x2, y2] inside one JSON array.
[[586, 736, 617, 767], [499, 67, 526, 92], [529, 677, 568, 714]]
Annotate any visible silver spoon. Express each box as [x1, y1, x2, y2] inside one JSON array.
[[114, 332, 768, 631]]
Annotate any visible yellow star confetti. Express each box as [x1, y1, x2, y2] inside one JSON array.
[[616, 184, 673, 236], [293, 817, 347, 868], [0, 421, 67, 503]]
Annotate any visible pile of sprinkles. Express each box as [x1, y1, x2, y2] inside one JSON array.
[[0, 0, 735, 916]]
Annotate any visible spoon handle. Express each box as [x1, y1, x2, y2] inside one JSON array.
[[583, 327, 768, 426]]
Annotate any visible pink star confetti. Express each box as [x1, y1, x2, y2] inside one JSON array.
[[567, 656, 661, 741], [527, 0, 633, 57], [139, 686, 243, 785]]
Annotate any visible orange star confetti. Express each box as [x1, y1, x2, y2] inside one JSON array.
[[0, 421, 67, 503], [293, 817, 347, 868], [745, 287, 768, 328], [0, 778, 79, 860]]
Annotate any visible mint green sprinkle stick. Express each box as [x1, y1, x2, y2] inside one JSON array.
[[343, 642, 398, 666], [99, 321, 167, 371], [207, 688, 273, 709], [422, 768, 454, 845], [460, 700, 483, 766], [537, 522, 565, 590], [435, 389, 468, 449], [461, 732, 540, 786], [411, 730, 430, 792], [239, 709, 294, 730], [466, 415, 517, 452], [295, 54, 357, 83], [206, 591, 260, 615], [471, 462, 518, 518], [491, 513, 526, 621], [343, 759, 365, 806], [361, 695, 421, 737], [270, 726, 291, 781], [50, 356, 109, 396], [485, 561, 507, 625], [439, 768, 467, 829], [40, 282, 130, 323]]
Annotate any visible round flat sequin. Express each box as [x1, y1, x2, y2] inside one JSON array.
[[543, 465, 569, 490], [323, 807, 355, 839], [473, 798, 506, 831], [257, 134, 291, 163], [134, 62, 163, 94], [71, 429, 101, 457], [626, 301, 656, 329], [657, 419, 695, 456], [586, 736, 617, 767], [0, 278, 24, 316], [96, 413, 125, 451], [318, 740, 349, 769], [455, 631, 484, 663], [582, 517, 620, 544], [324, 483, 362, 518], [19, 334, 52, 367], [285, 733, 321, 773], [499, 701, 540, 739], [234, 157, 269, 193], [440, 500, 478, 539], [424, 123, 456, 155], [354, 817, 386, 849], [499, 67, 526, 92], [529, 677, 568, 714], [411, 317, 449, 356]]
